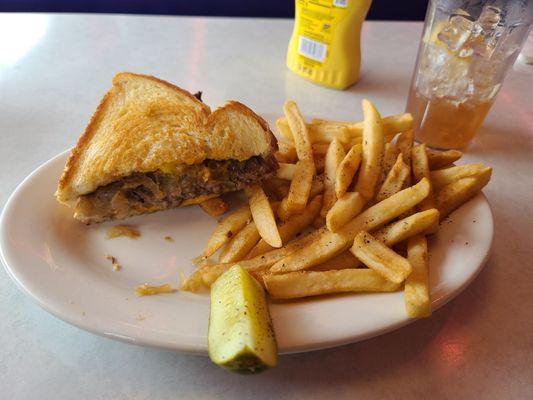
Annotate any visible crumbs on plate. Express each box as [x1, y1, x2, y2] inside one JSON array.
[[105, 254, 122, 271], [106, 225, 140, 239]]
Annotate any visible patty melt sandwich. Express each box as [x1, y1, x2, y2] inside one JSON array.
[[55, 73, 278, 223]]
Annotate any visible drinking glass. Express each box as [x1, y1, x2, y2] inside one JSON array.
[[406, 0, 533, 149]]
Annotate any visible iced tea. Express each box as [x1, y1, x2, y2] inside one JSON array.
[[406, 91, 493, 149], [407, 0, 532, 149]]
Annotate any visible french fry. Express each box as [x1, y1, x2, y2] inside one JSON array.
[[411, 144, 435, 211], [270, 178, 430, 273], [310, 124, 351, 144], [314, 154, 326, 173], [190, 97, 494, 313], [275, 140, 298, 163], [430, 164, 491, 191], [182, 228, 328, 291], [436, 170, 492, 219], [377, 142, 400, 188], [311, 251, 361, 271], [312, 143, 330, 155], [264, 269, 400, 299], [310, 117, 341, 124], [311, 113, 413, 139], [326, 192, 365, 232], [352, 113, 413, 139], [181, 263, 227, 292], [247, 195, 322, 258], [282, 112, 408, 150], [262, 178, 290, 200], [309, 174, 325, 198], [405, 235, 431, 317], [345, 134, 394, 148], [376, 154, 410, 202], [426, 148, 463, 170], [283, 101, 313, 161], [396, 129, 414, 166], [277, 118, 352, 144], [199, 197, 229, 217], [321, 138, 346, 217], [276, 163, 296, 180], [218, 221, 261, 263], [192, 255, 215, 268], [351, 231, 412, 283], [276, 117, 293, 142], [335, 144, 362, 198], [272, 176, 320, 218], [313, 216, 326, 228], [278, 159, 315, 220], [203, 205, 252, 257], [246, 185, 282, 248], [355, 99, 385, 201], [373, 208, 440, 246]]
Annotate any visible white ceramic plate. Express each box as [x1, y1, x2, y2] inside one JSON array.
[[0, 151, 493, 355]]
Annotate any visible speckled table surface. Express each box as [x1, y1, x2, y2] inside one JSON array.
[[0, 13, 532, 399]]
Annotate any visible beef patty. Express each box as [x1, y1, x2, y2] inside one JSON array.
[[74, 155, 278, 224]]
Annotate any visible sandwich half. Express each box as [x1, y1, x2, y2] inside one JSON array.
[[56, 72, 278, 224]]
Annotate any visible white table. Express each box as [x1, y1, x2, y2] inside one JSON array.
[[0, 13, 532, 399]]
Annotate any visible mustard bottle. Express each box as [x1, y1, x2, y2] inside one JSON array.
[[287, 0, 372, 90]]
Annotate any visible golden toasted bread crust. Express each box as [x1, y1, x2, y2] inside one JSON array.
[[57, 89, 112, 205], [213, 100, 277, 156], [56, 73, 276, 205], [112, 72, 208, 105], [205, 100, 278, 161]]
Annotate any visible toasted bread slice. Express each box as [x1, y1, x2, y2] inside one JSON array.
[[56, 72, 277, 206]]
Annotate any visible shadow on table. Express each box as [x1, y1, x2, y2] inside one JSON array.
[[354, 70, 411, 100], [468, 126, 530, 156]]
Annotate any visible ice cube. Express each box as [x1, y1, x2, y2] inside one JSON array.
[[478, 5, 502, 32], [437, 14, 474, 52], [416, 44, 449, 97], [463, 5, 505, 58], [458, 36, 477, 58], [420, 43, 448, 73], [434, 59, 470, 99], [467, 25, 503, 58], [417, 39, 473, 99], [459, 5, 507, 60], [469, 58, 502, 100]]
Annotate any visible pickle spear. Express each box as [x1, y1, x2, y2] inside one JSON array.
[[208, 264, 277, 373]]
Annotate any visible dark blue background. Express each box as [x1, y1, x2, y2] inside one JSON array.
[[0, 0, 429, 20]]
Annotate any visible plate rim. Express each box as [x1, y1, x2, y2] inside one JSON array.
[[0, 150, 210, 354], [0, 149, 494, 355]]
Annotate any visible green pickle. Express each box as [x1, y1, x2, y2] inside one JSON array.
[[208, 265, 277, 373]]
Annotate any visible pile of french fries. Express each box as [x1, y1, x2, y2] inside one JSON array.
[[182, 100, 492, 318]]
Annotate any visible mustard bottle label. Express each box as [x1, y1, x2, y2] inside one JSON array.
[[294, 0, 350, 64], [287, 0, 372, 90]]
